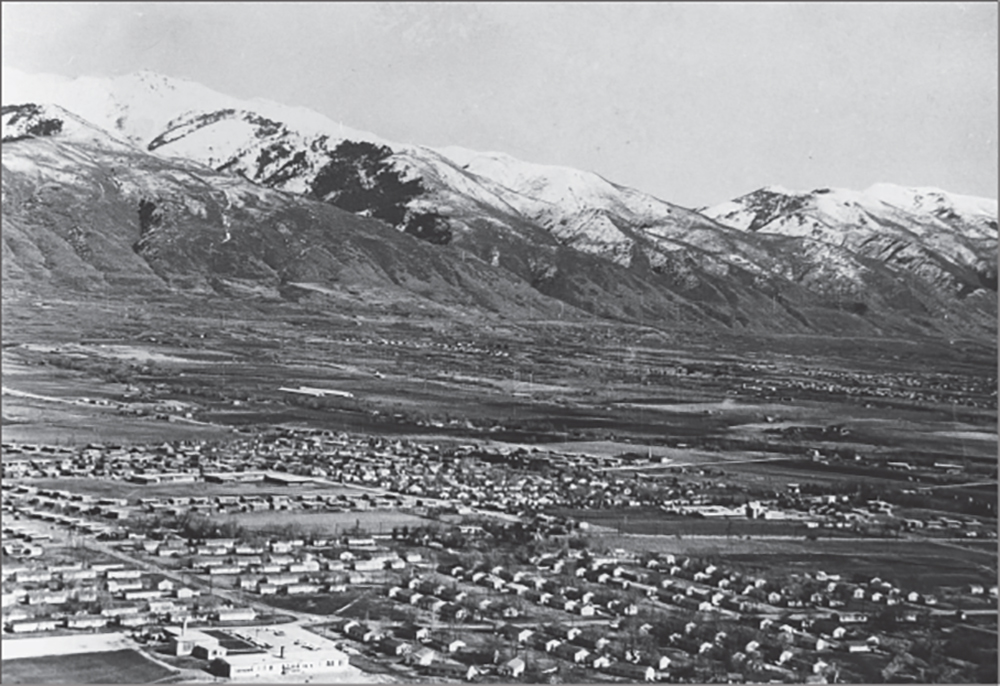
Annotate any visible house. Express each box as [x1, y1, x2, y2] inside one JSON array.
[[838, 612, 869, 624], [16, 569, 53, 583], [215, 608, 257, 622], [353, 558, 386, 572], [26, 590, 68, 605], [553, 643, 589, 663], [438, 586, 467, 603], [285, 583, 320, 595], [501, 625, 535, 644], [380, 637, 413, 656], [591, 654, 612, 669], [164, 626, 226, 659], [148, 601, 180, 615], [61, 568, 98, 582], [546, 624, 582, 641], [439, 603, 468, 622], [387, 586, 409, 601], [396, 623, 430, 642], [107, 569, 143, 580], [574, 633, 610, 651], [7, 618, 61, 633], [108, 579, 144, 593], [345, 622, 380, 643], [407, 647, 438, 667], [265, 573, 301, 586], [420, 661, 478, 681], [501, 657, 526, 677], [65, 615, 110, 630], [102, 605, 142, 617], [636, 652, 671, 670], [430, 636, 467, 653], [609, 599, 639, 615]]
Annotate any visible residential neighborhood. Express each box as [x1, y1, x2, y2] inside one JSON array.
[[3, 428, 996, 683]]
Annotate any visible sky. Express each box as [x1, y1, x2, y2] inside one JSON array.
[[2, 2, 996, 207]]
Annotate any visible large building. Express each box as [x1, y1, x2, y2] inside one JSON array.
[[211, 645, 349, 678], [163, 626, 227, 659]]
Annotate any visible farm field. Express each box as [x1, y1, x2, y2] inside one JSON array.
[[0, 649, 176, 684]]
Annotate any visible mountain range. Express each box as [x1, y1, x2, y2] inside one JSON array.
[[2, 68, 997, 339]]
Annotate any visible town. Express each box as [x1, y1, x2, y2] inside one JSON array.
[[3, 427, 997, 684]]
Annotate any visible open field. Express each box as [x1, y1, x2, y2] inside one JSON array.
[[2, 294, 994, 451], [550, 506, 816, 537], [20, 477, 366, 501], [1, 649, 176, 684], [261, 590, 417, 620], [215, 509, 432, 535], [0, 632, 135, 660]]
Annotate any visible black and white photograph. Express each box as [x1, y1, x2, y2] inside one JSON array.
[[1, 3, 997, 684]]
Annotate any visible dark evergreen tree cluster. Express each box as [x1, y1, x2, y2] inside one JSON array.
[[309, 141, 421, 226], [309, 140, 452, 243]]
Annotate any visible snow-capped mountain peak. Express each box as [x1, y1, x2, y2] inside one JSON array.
[[865, 182, 999, 222], [2, 67, 996, 338], [1, 67, 387, 150]]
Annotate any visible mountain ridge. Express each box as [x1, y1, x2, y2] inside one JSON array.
[[2, 67, 996, 340]]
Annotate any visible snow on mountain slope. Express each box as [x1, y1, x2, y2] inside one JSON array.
[[438, 147, 716, 226], [702, 185, 998, 295], [703, 184, 997, 242], [2, 67, 385, 150], [1, 116, 582, 320], [439, 146, 622, 210], [3, 67, 996, 337], [865, 183, 998, 240], [436, 146, 733, 266], [3, 68, 738, 270], [2, 103, 134, 151]]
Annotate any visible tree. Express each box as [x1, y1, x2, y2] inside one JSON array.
[[308, 141, 424, 228]]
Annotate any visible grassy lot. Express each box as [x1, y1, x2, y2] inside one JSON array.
[[219, 509, 432, 535], [1, 649, 176, 684], [36, 545, 124, 567], [261, 589, 426, 623], [552, 507, 811, 537]]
